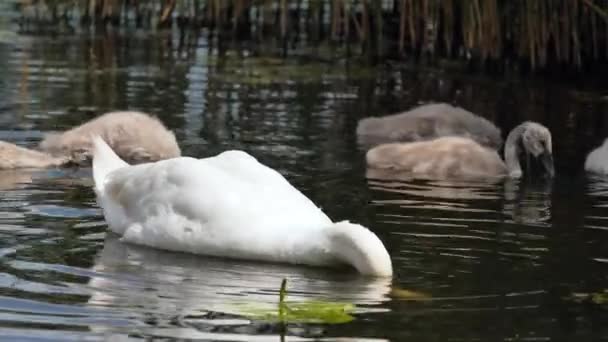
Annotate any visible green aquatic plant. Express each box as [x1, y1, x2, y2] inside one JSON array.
[[569, 289, 608, 305], [0, 30, 19, 44], [207, 54, 376, 85], [390, 287, 432, 301], [233, 278, 356, 324]]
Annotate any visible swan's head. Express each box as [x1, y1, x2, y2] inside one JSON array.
[[327, 221, 393, 277], [520, 122, 554, 177]]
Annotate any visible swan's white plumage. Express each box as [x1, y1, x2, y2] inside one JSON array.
[[92, 138, 392, 276], [585, 139, 608, 174]]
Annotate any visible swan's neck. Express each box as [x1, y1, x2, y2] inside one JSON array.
[[504, 123, 526, 178], [326, 221, 393, 277]]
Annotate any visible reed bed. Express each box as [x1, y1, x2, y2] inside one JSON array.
[[15, 0, 608, 71]]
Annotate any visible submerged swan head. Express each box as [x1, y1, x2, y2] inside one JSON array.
[[326, 221, 393, 277], [504, 121, 554, 178]]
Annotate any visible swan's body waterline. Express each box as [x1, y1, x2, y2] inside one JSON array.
[[92, 137, 392, 277], [366, 121, 554, 180]]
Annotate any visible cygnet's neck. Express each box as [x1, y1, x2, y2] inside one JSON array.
[[326, 221, 393, 277], [504, 123, 528, 178]]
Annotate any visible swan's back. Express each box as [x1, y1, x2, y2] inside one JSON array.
[[0, 141, 68, 169], [585, 138, 608, 174], [39, 111, 180, 163], [366, 137, 507, 179], [357, 103, 502, 150]]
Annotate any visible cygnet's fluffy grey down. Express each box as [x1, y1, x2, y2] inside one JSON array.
[[357, 103, 503, 150], [0, 111, 180, 170], [366, 121, 554, 180], [39, 111, 181, 164]]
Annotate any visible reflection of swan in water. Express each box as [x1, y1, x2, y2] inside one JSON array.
[[86, 235, 392, 339], [367, 177, 502, 203], [585, 138, 608, 175], [0, 167, 95, 193], [366, 121, 554, 180], [366, 176, 552, 226], [503, 179, 553, 226], [584, 176, 608, 232], [586, 174, 608, 201], [0, 169, 35, 190], [357, 103, 502, 150], [0, 168, 97, 223]]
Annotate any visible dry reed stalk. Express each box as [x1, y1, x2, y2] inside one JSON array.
[[343, 0, 350, 42], [160, 0, 176, 26], [591, 5, 599, 59], [350, 2, 362, 41], [14, 0, 608, 71], [580, 0, 608, 20], [407, 0, 415, 49], [372, 0, 382, 55], [398, 0, 405, 53], [331, 0, 339, 39], [472, 0, 482, 57], [361, 0, 369, 43], [572, 0, 582, 67], [280, 0, 287, 39]]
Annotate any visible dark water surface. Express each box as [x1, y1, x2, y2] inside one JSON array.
[[0, 30, 607, 341]]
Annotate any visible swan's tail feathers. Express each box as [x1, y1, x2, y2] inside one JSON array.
[[92, 136, 128, 193]]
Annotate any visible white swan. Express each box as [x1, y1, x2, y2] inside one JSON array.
[[366, 121, 554, 180], [91, 137, 393, 277], [39, 111, 181, 164], [585, 138, 608, 174]]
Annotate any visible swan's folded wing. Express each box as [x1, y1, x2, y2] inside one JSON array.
[[102, 154, 331, 233]]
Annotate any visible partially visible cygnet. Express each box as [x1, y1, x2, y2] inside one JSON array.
[[39, 111, 181, 164], [0, 141, 69, 169], [357, 103, 502, 150], [366, 121, 554, 180]]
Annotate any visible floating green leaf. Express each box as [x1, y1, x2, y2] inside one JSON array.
[[235, 301, 356, 324], [0, 30, 18, 44], [232, 278, 356, 324], [567, 289, 608, 305], [390, 287, 432, 301]]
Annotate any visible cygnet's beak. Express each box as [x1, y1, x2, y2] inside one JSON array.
[[540, 151, 555, 177]]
